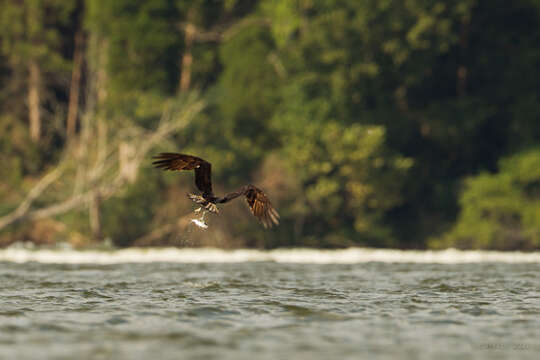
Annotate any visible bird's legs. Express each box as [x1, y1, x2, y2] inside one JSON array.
[[188, 195, 210, 229], [187, 193, 219, 214]]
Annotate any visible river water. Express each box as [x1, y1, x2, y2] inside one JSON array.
[[1, 247, 539, 359]]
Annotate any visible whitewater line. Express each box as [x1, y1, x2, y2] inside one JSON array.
[[1, 247, 539, 264]]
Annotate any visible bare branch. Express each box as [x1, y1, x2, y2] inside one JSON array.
[[177, 16, 271, 43], [0, 95, 205, 233], [0, 162, 67, 229]]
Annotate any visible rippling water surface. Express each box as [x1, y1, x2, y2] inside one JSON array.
[[1, 247, 539, 359]]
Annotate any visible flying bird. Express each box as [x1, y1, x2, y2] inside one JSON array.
[[152, 153, 280, 228]]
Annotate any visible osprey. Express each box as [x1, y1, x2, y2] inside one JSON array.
[[152, 153, 280, 228]]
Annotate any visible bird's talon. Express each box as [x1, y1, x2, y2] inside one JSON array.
[[205, 203, 219, 214]]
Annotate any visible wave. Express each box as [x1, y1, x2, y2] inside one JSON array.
[[1, 245, 539, 264]]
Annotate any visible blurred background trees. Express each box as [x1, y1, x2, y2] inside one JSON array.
[[0, 0, 539, 250]]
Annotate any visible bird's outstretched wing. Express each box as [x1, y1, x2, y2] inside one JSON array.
[[220, 185, 280, 228], [152, 153, 213, 195], [243, 185, 280, 229]]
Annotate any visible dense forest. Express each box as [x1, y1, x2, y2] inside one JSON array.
[[0, 0, 539, 250]]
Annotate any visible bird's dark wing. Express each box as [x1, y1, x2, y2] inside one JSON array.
[[194, 162, 212, 195], [243, 185, 280, 228], [152, 153, 213, 195]]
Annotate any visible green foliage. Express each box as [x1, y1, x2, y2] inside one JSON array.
[[185, 24, 281, 184], [0, 115, 38, 181], [218, 26, 278, 123], [0, 0, 75, 69], [101, 167, 165, 247], [432, 150, 540, 250], [272, 84, 412, 246], [2, 0, 540, 249], [86, 0, 181, 95], [0, 0, 77, 159]]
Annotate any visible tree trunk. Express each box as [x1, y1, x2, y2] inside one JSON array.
[[28, 60, 41, 142], [457, 18, 470, 97], [67, 30, 84, 141], [179, 22, 195, 92], [87, 36, 108, 242], [89, 194, 102, 240]]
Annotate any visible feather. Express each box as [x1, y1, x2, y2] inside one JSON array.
[[153, 153, 279, 228], [152, 153, 213, 195], [242, 185, 280, 228]]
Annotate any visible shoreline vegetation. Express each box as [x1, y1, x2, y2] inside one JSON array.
[[1, 1, 540, 251]]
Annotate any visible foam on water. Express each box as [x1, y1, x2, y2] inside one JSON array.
[[0, 245, 539, 264]]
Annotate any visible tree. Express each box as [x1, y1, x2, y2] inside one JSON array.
[[269, 82, 412, 247], [0, 0, 76, 143], [0, 94, 204, 234], [432, 149, 540, 250], [2, 0, 540, 249]]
